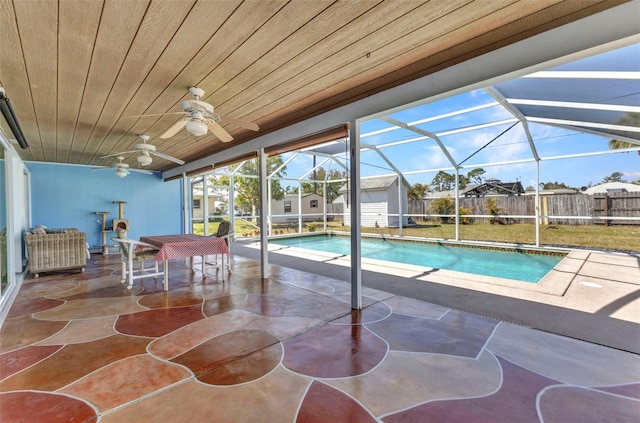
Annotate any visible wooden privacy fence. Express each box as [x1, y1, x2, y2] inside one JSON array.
[[408, 192, 640, 225], [592, 193, 640, 225]]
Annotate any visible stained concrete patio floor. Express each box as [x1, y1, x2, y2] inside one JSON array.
[[1, 251, 639, 422]]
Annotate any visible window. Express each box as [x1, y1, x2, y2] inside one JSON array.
[[310, 199, 318, 208], [284, 201, 292, 213], [193, 199, 201, 209]]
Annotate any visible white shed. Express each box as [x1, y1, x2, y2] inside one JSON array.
[[270, 193, 325, 223], [340, 175, 410, 228]]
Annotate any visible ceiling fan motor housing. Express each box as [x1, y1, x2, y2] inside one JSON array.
[[133, 143, 156, 151], [182, 100, 214, 115]]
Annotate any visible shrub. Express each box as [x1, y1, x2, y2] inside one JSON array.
[[430, 197, 454, 213], [486, 198, 507, 224], [429, 197, 455, 223], [459, 207, 472, 224], [307, 222, 317, 232], [429, 197, 472, 224]]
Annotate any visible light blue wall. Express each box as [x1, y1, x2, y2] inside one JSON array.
[[27, 162, 183, 250]]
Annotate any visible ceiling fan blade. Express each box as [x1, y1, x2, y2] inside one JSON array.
[[160, 119, 188, 139], [218, 114, 259, 131], [151, 150, 185, 165], [128, 112, 186, 118], [207, 120, 233, 142], [129, 168, 155, 175], [101, 151, 135, 159]]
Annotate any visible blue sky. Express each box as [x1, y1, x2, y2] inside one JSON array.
[[279, 92, 639, 190], [278, 43, 639, 190]]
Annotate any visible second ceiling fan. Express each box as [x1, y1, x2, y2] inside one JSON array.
[[152, 87, 259, 142], [102, 134, 185, 166]]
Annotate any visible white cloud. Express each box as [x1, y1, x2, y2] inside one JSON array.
[[410, 145, 454, 171]]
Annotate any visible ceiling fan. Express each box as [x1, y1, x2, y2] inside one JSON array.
[[93, 156, 155, 178], [101, 134, 184, 167], [135, 87, 259, 142]]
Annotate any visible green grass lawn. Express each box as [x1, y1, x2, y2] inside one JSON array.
[[193, 219, 640, 253]]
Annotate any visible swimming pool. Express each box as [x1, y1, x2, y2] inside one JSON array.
[[270, 235, 565, 283]]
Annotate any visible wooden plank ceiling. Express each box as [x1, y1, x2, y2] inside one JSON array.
[[0, 0, 622, 172]]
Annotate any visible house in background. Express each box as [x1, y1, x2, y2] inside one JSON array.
[[191, 183, 229, 221], [582, 182, 640, 195], [341, 175, 410, 228], [427, 185, 477, 199], [427, 179, 528, 199], [270, 193, 325, 223], [463, 178, 525, 197], [523, 189, 579, 196]]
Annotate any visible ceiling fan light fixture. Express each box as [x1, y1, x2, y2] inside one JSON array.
[[186, 120, 208, 136], [137, 151, 153, 166], [115, 168, 128, 178]]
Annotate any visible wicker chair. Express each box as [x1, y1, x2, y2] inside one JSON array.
[[24, 228, 88, 277], [112, 227, 163, 289]]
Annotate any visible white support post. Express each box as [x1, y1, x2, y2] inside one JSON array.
[[454, 170, 460, 241], [398, 176, 403, 237], [298, 184, 303, 234], [183, 174, 189, 234], [535, 160, 540, 247], [229, 174, 235, 234], [323, 181, 327, 232], [349, 121, 362, 310], [267, 177, 272, 237], [202, 176, 209, 236], [259, 149, 269, 279]]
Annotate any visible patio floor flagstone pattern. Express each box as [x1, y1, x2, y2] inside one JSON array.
[[0, 254, 638, 422]]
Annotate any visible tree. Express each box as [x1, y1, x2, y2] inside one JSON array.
[[540, 181, 576, 190], [467, 168, 486, 185], [431, 171, 455, 191], [458, 174, 470, 189], [233, 156, 286, 217], [300, 167, 346, 203], [284, 185, 298, 194], [408, 183, 429, 200], [602, 172, 626, 183], [430, 169, 485, 191], [323, 169, 347, 203]]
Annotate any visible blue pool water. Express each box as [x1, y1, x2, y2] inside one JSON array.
[[270, 235, 564, 283]]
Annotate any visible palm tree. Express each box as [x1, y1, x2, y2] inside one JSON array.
[[609, 139, 640, 155], [609, 113, 640, 155]]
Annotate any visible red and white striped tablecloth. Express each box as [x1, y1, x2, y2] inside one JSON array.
[[139, 234, 229, 262]]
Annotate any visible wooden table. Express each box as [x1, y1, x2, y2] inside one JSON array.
[[140, 234, 230, 290]]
